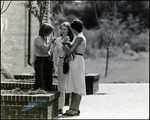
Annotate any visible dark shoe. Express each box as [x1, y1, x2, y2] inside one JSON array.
[[62, 109, 73, 115], [58, 109, 63, 114], [66, 110, 80, 116]]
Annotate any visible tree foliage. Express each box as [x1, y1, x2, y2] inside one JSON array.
[[20, 1, 67, 26], [64, 1, 149, 30]]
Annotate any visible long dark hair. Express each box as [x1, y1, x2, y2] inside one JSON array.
[[39, 23, 53, 39], [60, 22, 74, 42]]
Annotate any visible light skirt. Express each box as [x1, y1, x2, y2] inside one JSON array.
[[66, 55, 86, 96], [57, 58, 68, 109]]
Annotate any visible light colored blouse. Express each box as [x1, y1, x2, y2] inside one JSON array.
[[34, 35, 51, 57], [53, 36, 65, 72], [53, 36, 65, 59]]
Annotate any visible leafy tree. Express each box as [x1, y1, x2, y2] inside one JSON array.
[[117, 1, 149, 29], [95, 1, 117, 77], [20, 1, 67, 26]]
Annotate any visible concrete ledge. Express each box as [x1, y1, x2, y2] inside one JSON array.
[[1, 80, 58, 91], [14, 73, 35, 79], [1, 82, 34, 90]]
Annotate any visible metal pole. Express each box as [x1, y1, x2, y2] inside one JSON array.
[[28, 0, 32, 66], [24, 1, 27, 67]]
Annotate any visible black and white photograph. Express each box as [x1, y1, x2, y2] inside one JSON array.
[[1, 1, 149, 119]]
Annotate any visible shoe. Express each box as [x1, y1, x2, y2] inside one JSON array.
[[58, 109, 63, 114], [62, 109, 73, 115], [65, 110, 80, 116]]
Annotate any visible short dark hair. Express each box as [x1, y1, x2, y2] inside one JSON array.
[[70, 19, 83, 33], [39, 23, 53, 37]]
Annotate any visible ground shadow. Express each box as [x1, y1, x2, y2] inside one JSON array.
[[53, 114, 78, 119], [93, 93, 111, 95]]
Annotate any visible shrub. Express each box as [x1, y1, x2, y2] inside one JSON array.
[[83, 28, 100, 58], [84, 13, 149, 58], [130, 30, 149, 52]]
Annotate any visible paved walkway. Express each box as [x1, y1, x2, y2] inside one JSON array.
[[53, 83, 149, 119]]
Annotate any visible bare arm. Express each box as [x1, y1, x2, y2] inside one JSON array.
[[62, 37, 83, 55], [35, 37, 55, 53]]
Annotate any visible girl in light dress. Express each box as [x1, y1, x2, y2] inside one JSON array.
[[53, 22, 74, 114]]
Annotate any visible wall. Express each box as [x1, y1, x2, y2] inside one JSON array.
[[1, 1, 39, 76]]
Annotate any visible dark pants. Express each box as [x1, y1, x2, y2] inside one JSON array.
[[34, 56, 53, 91]]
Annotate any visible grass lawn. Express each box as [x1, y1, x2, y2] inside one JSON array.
[[2, 52, 149, 83], [85, 52, 149, 83]]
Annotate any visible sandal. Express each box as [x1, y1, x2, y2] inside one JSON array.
[[62, 109, 73, 115], [66, 109, 80, 116]]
